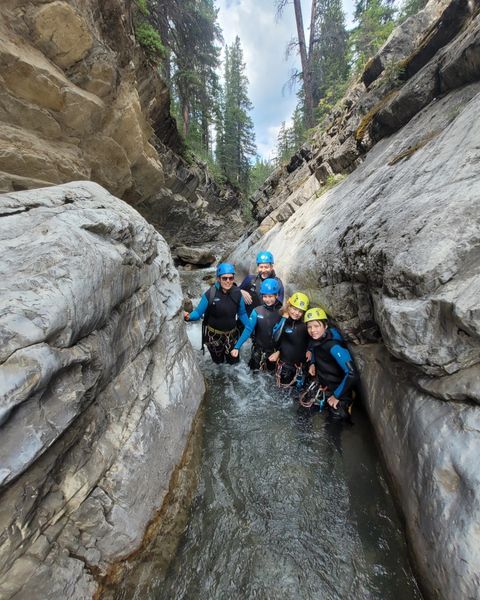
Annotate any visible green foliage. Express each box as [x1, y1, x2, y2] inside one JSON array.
[[135, 21, 165, 61], [398, 0, 428, 22], [248, 158, 275, 195], [349, 0, 397, 72], [216, 37, 257, 193], [135, 0, 149, 16], [315, 173, 346, 197]]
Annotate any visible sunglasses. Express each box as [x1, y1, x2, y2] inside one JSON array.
[[220, 276, 234, 281]]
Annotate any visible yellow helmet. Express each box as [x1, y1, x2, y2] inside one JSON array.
[[288, 292, 309, 311], [304, 307, 327, 323]]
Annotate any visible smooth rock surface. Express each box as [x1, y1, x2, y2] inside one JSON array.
[[0, 182, 205, 598]]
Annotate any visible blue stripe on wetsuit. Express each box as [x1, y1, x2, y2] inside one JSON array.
[[329, 344, 354, 398], [234, 309, 258, 349]]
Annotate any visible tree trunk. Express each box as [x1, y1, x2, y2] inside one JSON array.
[[293, 0, 315, 128]]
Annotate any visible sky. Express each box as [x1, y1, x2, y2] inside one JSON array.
[[217, 0, 356, 161]]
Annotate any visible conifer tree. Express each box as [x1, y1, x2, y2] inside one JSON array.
[[350, 0, 397, 70], [218, 37, 256, 192]]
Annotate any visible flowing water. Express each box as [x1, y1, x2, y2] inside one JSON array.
[[120, 269, 422, 599]]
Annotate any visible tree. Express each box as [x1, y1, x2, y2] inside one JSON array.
[[276, 0, 317, 129], [398, 0, 428, 23], [311, 0, 349, 114], [350, 0, 397, 71], [144, 0, 222, 150], [217, 37, 257, 192]]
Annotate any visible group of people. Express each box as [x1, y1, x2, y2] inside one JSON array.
[[183, 251, 358, 421]]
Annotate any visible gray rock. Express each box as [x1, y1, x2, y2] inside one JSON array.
[[0, 182, 205, 598], [174, 245, 216, 266]]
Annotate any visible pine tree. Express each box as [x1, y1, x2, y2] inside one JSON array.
[[350, 0, 397, 71], [145, 0, 222, 152], [218, 37, 256, 192], [311, 0, 349, 121]]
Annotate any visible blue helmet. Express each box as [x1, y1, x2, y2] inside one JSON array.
[[216, 262, 235, 277], [259, 278, 280, 295], [256, 250, 274, 264]]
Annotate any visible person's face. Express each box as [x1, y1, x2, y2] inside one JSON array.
[[257, 263, 273, 278], [288, 304, 304, 320], [262, 294, 277, 306], [219, 274, 234, 291], [307, 320, 327, 339]]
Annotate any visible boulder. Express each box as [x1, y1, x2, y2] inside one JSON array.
[[0, 182, 204, 598], [175, 246, 216, 266]]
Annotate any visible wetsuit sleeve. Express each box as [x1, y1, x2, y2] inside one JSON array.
[[306, 340, 315, 365], [188, 292, 209, 321], [329, 344, 358, 398], [272, 316, 286, 347], [239, 274, 254, 291], [237, 296, 250, 328], [234, 310, 258, 349], [277, 278, 285, 303]]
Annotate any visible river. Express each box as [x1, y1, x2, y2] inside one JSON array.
[[116, 269, 422, 599]]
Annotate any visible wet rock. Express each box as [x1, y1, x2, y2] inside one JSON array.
[[0, 182, 205, 598]]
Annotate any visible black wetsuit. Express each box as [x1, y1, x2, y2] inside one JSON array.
[[307, 327, 358, 420], [239, 271, 284, 316], [188, 284, 249, 364], [272, 317, 309, 387]]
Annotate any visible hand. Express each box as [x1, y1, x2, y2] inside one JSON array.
[[327, 396, 339, 409], [230, 348, 239, 358], [306, 350, 312, 362], [268, 351, 280, 362], [241, 289, 253, 305], [183, 311, 190, 321], [308, 364, 316, 377]]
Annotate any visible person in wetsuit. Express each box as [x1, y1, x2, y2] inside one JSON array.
[[184, 263, 249, 365], [239, 251, 284, 316], [230, 278, 282, 371], [301, 307, 358, 420], [269, 292, 310, 388]]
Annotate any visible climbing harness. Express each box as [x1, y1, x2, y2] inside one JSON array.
[[275, 360, 304, 388], [205, 326, 238, 362], [299, 381, 327, 409]]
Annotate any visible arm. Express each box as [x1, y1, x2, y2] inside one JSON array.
[[239, 274, 254, 291], [277, 278, 285, 304], [234, 310, 258, 350], [237, 296, 250, 328], [186, 293, 209, 321], [329, 344, 358, 400]]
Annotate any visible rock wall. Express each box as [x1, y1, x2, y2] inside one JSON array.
[[0, 0, 244, 251], [230, 1, 480, 598], [0, 181, 205, 598]]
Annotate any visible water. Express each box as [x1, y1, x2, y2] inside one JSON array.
[[150, 354, 421, 600], [118, 269, 422, 599]]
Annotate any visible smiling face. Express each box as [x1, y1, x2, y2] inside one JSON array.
[[257, 263, 273, 279], [219, 274, 234, 292], [288, 304, 305, 321], [306, 320, 327, 339], [262, 293, 277, 306]]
